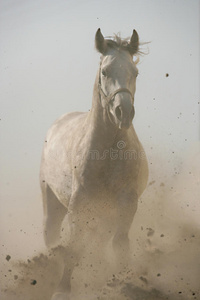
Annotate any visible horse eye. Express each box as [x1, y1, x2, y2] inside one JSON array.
[[102, 69, 107, 77]]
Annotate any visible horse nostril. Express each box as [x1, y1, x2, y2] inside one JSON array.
[[115, 105, 122, 121]]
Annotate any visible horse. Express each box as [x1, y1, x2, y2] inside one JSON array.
[[40, 28, 148, 300]]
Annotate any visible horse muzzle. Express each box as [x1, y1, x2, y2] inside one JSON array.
[[113, 94, 135, 129]]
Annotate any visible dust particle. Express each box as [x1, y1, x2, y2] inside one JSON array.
[[147, 228, 155, 237], [30, 279, 37, 285], [149, 180, 155, 186], [6, 255, 11, 261], [139, 276, 148, 284]]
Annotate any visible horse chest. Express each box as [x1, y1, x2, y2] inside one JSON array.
[[79, 154, 140, 194]]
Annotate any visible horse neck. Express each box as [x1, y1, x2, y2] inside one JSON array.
[[88, 72, 119, 148]]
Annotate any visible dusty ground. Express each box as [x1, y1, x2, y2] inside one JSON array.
[[1, 220, 200, 300], [1, 145, 200, 300], [1, 198, 199, 300]]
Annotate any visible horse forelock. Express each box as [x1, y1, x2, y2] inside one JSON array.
[[105, 34, 130, 51], [102, 35, 141, 62]]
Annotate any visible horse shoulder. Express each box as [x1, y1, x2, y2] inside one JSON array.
[[40, 111, 88, 205]]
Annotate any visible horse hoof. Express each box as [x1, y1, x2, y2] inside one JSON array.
[[51, 292, 70, 300]]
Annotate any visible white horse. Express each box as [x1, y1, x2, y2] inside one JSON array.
[[40, 28, 148, 300]]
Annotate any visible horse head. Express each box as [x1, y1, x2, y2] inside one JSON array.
[[95, 28, 139, 129]]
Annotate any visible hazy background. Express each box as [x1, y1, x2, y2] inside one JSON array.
[[0, 0, 199, 295]]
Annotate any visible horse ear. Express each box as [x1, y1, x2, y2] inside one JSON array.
[[95, 28, 107, 54], [128, 29, 139, 55]]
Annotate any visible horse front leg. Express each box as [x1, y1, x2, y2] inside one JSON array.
[[42, 183, 68, 247], [112, 190, 138, 269], [50, 209, 87, 300], [50, 251, 75, 300], [50, 260, 75, 300]]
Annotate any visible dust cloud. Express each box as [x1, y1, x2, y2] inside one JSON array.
[[1, 144, 200, 300]]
